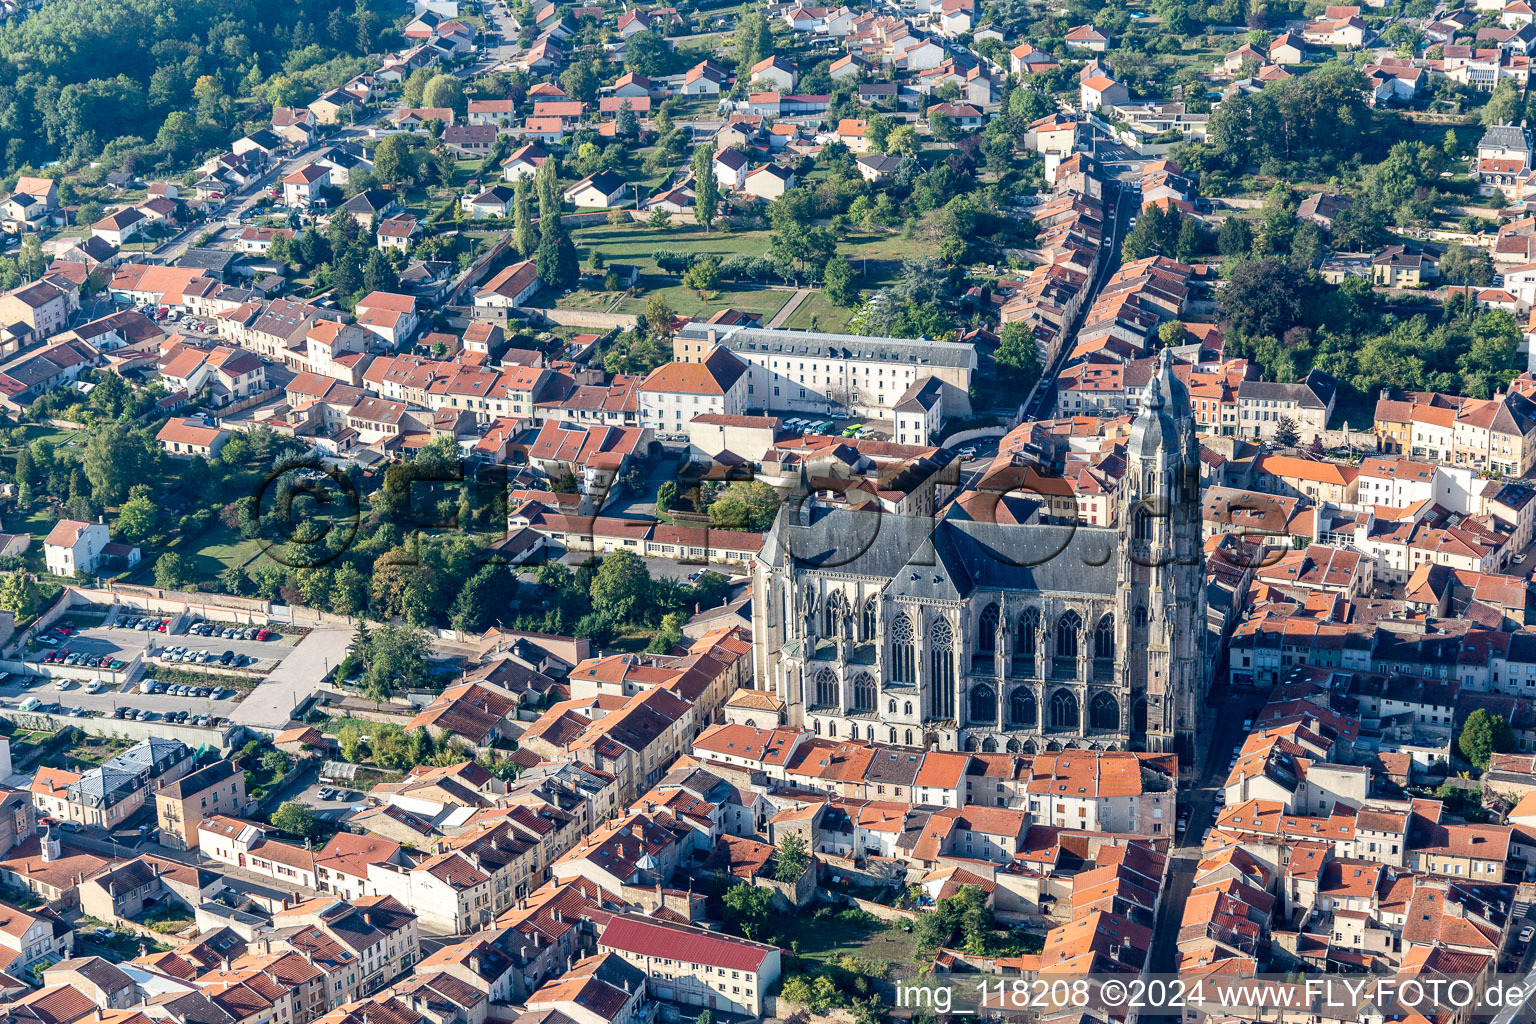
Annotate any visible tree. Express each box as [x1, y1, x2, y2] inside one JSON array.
[[692, 145, 719, 231], [708, 481, 780, 531], [260, 749, 289, 776], [14, 445, 34, 508], [590, 549, 650, 622], [645, 293, 675, 339], [646, 611, 686, 653], [0, 574, 41, 618], [422, 74, 464, 116], [154, 552, 189, 590], [17, 235, 44, 280], [1176, 216, 1206, 263], [886, 125, 918, 157], [615, 100, 639, 141], [1459, 708, 1515, 769], [683, 257, 721, 294], [928, 110, 955, 143], [536, 157, 560, 221], [373, 134, 417, 189], [271, 801, 319, 839], [450, 565, 514, 634], [1221, 258, 1308, 340], [1216, 217, 1252, 258], [115, 490, 157, 544], [403, 67, 434, 107], [656, 479, 678, 515], [722, 881, 772, 939], [995, 321, 1041, 387], [361, 623, 431, 704], [535, 219, 579, 290], [561, 61, 599, 104], [332, 563, 368, 615], [734, 11, 770, 73], [1272, 415, 1299, 447], [823, 255, 859, 307], [866, 112, 894, 153], [775, 831, 809, 881], [513, 175, 536, 257], [363, 249, 398, 294], [1484, 79, 1523, 126], [193, 75, 229, 127], [155, 111, 196, 159]]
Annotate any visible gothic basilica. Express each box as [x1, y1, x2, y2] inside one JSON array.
[[751, 352, 1209, 765]]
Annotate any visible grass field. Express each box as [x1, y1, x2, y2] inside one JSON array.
[[780, 289, 857, 333], [571, 223, 774, 272], [122, 523, 264, 585], [613, 281, 794, 320], [775, 911, 920, 970], [563, 223, 936, 325]]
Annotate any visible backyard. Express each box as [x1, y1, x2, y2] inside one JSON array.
[[120, 523, 264, 586]]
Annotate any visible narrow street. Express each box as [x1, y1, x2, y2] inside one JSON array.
[[1146, 685, 1271, 979], [1020, 178, 1135, 423]]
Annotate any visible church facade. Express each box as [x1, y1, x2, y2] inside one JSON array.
[[751, 353, 1208, 766]]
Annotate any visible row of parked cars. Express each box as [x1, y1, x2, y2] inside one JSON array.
[[160, 646, 252, 667], [191, 622, 274, 641], [19, 697, 93, 717], [137, 679, 236, 700], [111, 705, 221, 726], [119, 617, 171, 632], [42, 650, 127, 670]]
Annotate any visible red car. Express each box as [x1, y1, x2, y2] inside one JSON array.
[[255, 629, 271, 640], [157, 621, 168, 631], [54, 625, 73, 636]]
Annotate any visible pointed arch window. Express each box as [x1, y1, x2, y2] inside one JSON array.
[[929, 618, 955, 719], [1014, 608, 1040, 677]]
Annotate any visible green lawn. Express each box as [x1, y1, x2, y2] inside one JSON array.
[[775, 911, 918, 967], [123, 523, 263, 585], [614, 281, 792, 320], [571, 223, 777, 272], [781, 289, 857, 333]]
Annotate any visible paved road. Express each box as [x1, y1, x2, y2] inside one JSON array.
[[1020, 181, 1135, 423], [229, 626, 353, 732], [1145, 685, 1271, 975], [767, 288, 811, 328]]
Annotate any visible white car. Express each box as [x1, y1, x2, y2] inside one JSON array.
[[1521, 926, 1535, 944]]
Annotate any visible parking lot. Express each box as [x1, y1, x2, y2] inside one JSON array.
[[292, 780, 370, 820], [8, 612, 303, 724], [26, 615, 294, 674], [0, 672, 242, 723]]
